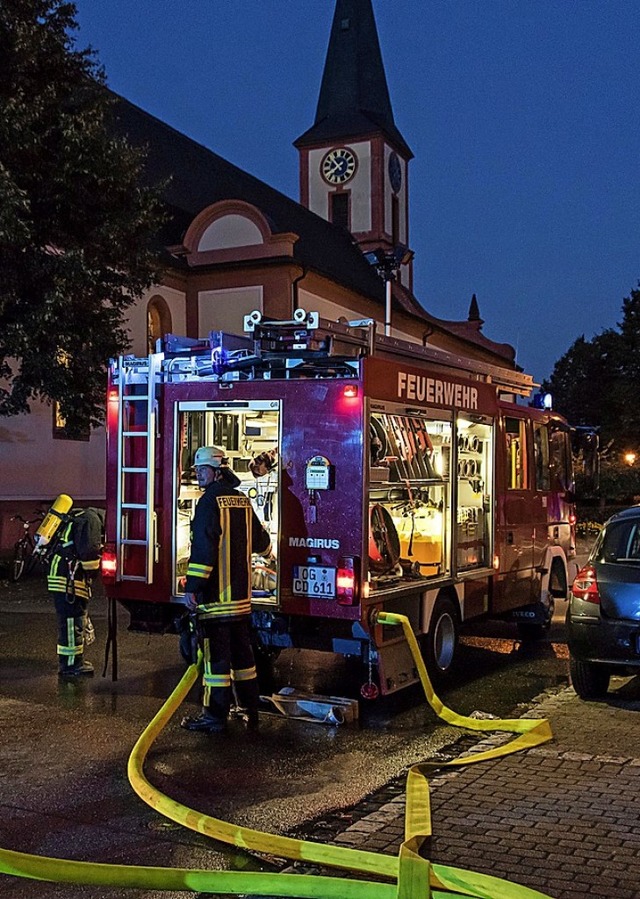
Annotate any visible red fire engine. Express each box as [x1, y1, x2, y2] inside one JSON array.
[[102, 311, 577, 695]]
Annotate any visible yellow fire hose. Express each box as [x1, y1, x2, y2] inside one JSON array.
[[0, 611, 557, 898]]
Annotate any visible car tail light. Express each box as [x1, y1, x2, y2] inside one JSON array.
[[337, 556, 359, 606], [571, 564, 600, 604], [101, 543, 117, 582]]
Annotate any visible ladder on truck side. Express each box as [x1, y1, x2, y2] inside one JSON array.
[[114, 354, 162, 583]]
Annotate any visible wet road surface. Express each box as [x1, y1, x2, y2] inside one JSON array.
[[0, 573, 576, 898]]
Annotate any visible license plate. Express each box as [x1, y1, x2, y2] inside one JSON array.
[[292, 565, 336, 598]]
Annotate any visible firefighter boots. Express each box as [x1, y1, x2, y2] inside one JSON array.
[[180, 711, 228, 734], [58, 659, 94, 678]]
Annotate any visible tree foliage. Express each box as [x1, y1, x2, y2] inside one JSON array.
[[544, 284, 640, 453], [0, 0, 163, 435]]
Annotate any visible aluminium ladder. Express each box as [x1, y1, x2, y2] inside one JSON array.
[[114, 353, 162, 583]]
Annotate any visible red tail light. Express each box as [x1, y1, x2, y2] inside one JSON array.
[[101, 543, 117, 582], [106, 386, 119, 430], [337, 556, 359, 606], [571, 565, 600, 604]]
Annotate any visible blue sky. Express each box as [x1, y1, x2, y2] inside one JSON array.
[[74, 0, 640, 385]]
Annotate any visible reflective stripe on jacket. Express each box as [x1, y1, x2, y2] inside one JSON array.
[[184, 482, 270, 618], [46, 514, 101, 598]]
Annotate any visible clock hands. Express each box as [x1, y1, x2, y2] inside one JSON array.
[[321, 148, 356, 184], [325, 156, 346, 176]]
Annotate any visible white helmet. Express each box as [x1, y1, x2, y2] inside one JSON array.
[[193, 446, 227, 469]]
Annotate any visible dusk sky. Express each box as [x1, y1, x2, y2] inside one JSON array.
[[74, 1, 640, 386]]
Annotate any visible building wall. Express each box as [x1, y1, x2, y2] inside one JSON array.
[[127, 284, 187, 355], [383, 143, 407, 246], [298, 287, 419, 343], [307, 141, 372, 232], [0, 404, 106, 504], [0, 283, 186, 556], [198, 286, 263, 337]]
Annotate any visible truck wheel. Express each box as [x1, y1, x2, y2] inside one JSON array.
[[423, 595, 459, 679], [570, 657, 610, 699]]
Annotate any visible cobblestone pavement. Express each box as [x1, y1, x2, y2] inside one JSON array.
[[283, 682, 640, 899]]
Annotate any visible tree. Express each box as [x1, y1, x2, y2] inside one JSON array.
[[0, 0, 163, 436], [544, 283, 640, 452], [616, 285, 640, 445]]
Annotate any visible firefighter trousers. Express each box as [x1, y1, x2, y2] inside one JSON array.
[[198, 616, 259, 722], [53, 591, 89, 672]]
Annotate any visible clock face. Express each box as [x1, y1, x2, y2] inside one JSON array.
[[321, 147, 357, 185], [388, 151, 402, 193]]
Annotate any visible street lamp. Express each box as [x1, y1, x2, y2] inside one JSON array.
[[364, 245, 414, 337], [624, 452, 636, 466]]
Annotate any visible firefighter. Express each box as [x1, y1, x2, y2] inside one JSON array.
[[47, 507, 105, 678], [181, 446, 271, 734]]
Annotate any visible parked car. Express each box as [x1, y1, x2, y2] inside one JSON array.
[[567, 506, 640, 699]]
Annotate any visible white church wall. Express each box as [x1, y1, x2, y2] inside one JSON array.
[[307, 141, 371, 232], [198, 286, 263, 337]]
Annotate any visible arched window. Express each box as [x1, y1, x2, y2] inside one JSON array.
[[147, 295, 172, 354]]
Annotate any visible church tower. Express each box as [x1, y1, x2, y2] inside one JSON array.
[[294, 0, 413, 286]]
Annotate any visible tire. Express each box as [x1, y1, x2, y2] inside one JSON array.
[[570, 656, 610, 700], [11, 545, 25, 582], [422, 595, 459, 679]]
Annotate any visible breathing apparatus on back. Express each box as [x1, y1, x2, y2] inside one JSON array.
[[33, 494, 74, 561]]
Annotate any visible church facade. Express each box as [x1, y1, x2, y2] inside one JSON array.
[[0, 0, 518, 555]]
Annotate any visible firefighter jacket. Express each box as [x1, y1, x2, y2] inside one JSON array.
[[185, 481, 270, 620], [47, 508, 105, 600]]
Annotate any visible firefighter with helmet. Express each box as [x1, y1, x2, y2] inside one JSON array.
[[181, 446, 271, 734], [46, 505, 105, 677]]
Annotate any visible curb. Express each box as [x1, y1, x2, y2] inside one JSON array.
[[265, 685, 570, 886]]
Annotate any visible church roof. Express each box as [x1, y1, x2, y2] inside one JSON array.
[[294, 0, 412, 158], [110, 94, 387, 299], [110, 93, 513, 365]]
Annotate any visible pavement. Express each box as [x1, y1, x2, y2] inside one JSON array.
[[289, 679, 640, 899], [2, 561, 640, 899], [278, 534, 640, 899]]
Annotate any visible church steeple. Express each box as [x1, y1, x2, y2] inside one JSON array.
[[295, 0, 413, 284], [297, 0, 412, 159]]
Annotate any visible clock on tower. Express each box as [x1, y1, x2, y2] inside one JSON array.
[[321, 147, 358, 185]]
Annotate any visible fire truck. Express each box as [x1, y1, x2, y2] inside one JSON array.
[[102, 310, 577, 696]]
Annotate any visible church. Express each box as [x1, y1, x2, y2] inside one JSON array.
[[0, 0, 519, 555]]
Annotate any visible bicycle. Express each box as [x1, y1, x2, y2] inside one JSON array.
[[10, 513, 45, 582]]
